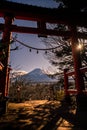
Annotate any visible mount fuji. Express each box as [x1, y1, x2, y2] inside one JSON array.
[[16, 68, 57, 83]]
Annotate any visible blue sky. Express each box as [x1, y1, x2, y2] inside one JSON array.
[[5, 0, 59, 73], [8, 0, 58, 8]]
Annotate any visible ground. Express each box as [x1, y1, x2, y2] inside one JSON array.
[[0, 100, 84, 130]]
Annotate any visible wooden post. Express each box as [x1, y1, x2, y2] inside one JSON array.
[[70, 25, 85, 94], [0, 13, 14, 114], [70, 25, 87, 115], [64, 68, 71, 105], [2, 13, 14, 97], [64, 68, 69, 96], [5, 66, 12, 97]]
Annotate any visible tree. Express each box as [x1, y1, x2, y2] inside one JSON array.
[[42, 21, 87, 73], [42, 2, 87, 75], [54, 0, 87, 11]]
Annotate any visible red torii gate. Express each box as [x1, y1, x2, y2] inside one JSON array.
[[64, 67, 87, 95], [0, 1, 87, 112]]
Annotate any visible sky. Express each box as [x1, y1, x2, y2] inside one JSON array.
[[1, 0, 59, 73]]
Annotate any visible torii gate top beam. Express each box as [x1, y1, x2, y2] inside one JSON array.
[[0, 1, 87, 27]]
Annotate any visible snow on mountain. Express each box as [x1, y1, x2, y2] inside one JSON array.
[[10, 70, 27, 79], [15, 68, 57, 83]]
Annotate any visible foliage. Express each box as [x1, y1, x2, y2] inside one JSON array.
[[42, 12, 87, 75], [43, 34, 73, 72], [54, 0, 87, 11], [9, 79, 60, 102], [50, 1, 87, 82]]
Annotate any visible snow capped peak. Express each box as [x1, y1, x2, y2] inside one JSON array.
[[11, 68, 57, 83], [29, 68, 44, 76]]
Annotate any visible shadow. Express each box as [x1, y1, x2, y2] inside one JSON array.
[[0, 99, 87, 130], [75, 94, 87, 129]]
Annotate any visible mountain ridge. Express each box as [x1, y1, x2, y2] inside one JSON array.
[[11, 68, 57, 83]]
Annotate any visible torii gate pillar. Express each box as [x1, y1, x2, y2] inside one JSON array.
[[70, 25, 85, 94], [0, 13, 14, 114], [70, 25, 87, 110], [71, 25, 87, 126]]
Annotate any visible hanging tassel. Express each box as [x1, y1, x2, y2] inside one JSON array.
[[45, 50, 47, 54], [37, 50, 39, 54], [29, 48, 31, 52]]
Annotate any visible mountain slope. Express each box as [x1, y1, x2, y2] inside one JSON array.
[[20, 68, 57, 83]]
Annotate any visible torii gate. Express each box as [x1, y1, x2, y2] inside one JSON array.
[[0, 1, 87, 112]]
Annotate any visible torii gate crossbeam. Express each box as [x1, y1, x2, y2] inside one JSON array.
[[0, 1, 87, 27]]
